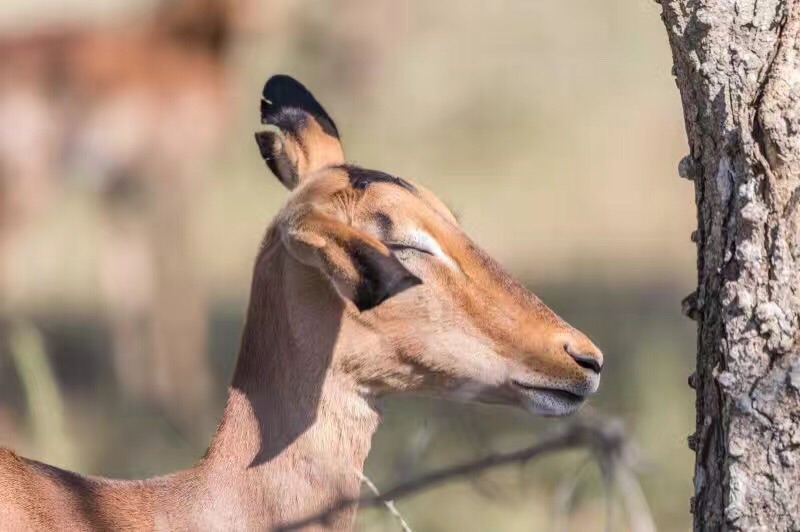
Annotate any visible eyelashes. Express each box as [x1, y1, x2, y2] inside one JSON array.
[[384, 229, 460, 272], [386, 242, 434, 256]]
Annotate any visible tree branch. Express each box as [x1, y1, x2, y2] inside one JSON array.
[[275, 418, 633, 531]]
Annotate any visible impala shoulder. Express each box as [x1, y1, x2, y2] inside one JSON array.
[[0, 448, 35, 490], [0, 449, 31, 501], [0, 449, 55, 529], [0, 447, 24, 470]]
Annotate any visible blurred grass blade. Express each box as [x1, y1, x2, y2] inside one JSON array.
[[8, 321, 77, 468]]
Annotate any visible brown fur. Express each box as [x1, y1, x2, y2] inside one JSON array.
[[0, 77, 603, 530]]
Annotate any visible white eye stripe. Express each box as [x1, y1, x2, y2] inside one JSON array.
[[395, 229, 457, 269]]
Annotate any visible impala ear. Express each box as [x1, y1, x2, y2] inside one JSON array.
[[255, 75, 345, 190], [282, 207, 421, 311]]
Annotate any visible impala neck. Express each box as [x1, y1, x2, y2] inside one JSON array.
[[201, 245, 380, 529]]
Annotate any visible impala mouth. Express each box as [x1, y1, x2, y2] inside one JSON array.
[[510, 379, 587, 416]]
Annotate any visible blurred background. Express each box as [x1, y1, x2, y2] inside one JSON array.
[[0, 0, 695, 530]]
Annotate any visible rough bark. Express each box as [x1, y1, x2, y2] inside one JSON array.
[[659, 0, 800, 529]]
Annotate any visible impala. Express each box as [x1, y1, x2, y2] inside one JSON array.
[[0, 75, 603, 530]]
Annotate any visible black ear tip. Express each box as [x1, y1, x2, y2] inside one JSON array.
[[262, 74, 308, 102], [260, 74, 340, 138], [261, 74, 320, 113]]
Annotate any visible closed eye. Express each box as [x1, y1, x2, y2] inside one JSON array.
[[386, 229, 459, 270], [386, 242, 434, 256], [386, 229, 461, 271]]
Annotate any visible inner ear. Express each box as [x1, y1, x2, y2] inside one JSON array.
[[255, 127, 298, 188], [256, 75, 344, 189]]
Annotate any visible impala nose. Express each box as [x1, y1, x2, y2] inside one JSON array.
[[564, 341, 603, 374]]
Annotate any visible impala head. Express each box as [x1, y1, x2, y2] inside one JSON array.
[[254, 75, 602, 416]]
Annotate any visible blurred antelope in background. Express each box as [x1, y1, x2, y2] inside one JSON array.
[[0, 75, 603, 530], [0, 0, 258, 426]]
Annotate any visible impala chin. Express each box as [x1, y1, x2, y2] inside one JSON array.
[[509, 373, 600, 417], [517, 386, 587, 417]]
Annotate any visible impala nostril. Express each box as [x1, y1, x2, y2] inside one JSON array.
[[564, 343, 603, 374]]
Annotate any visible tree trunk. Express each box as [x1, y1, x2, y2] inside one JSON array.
[[659, 1, 800, 529]]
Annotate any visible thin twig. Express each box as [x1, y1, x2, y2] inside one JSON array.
[[603, 462, 617, 532], [551, 457, 593, 532], [616, 466, 657, 532], [356, 470, 413, 532]]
